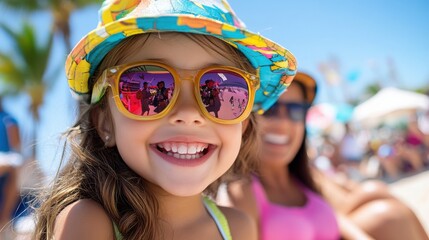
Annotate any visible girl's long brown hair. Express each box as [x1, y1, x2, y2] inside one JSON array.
[[33, 33, 259, 240]]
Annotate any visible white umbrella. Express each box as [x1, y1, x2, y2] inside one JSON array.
[[352, 87, 429, 126]]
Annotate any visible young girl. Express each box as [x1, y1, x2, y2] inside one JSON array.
[[33, 0, 297, 239]]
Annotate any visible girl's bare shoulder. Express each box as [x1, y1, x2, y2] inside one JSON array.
[[219, 205, 257, 240], [54, 199, 115, 240]]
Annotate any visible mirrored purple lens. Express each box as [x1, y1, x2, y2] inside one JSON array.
[[118, 65, 175, 116], [199, 70, 249, 120]]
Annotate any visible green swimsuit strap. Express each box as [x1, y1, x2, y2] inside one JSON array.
[[203, 196, 232, 240], [113, 222, 123, 240], [113, 197, 231, 240]]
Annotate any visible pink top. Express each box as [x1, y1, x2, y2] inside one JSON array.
[[252, 177, 340, 240]]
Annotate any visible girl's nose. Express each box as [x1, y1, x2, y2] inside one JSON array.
[[168, 80, 206, 126]]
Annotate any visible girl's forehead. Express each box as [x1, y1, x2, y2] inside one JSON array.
[[117, 33, 236, 69]]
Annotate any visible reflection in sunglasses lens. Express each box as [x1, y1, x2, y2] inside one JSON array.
[[118, 65, 175, 117], [199, 70, 249, 120]]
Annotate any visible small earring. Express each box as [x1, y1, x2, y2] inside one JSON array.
[[104, 135, 110, 146]]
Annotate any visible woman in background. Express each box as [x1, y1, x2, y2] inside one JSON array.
[[222, 72, 428, 240]]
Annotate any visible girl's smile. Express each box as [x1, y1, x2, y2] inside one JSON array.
[[152, 140, 214, 167]]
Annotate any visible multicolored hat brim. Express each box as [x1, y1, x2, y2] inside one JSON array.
[[66, 1, 297, 113]]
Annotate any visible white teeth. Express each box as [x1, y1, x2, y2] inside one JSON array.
[[178, 144, 187, 154], [188, 145, 197, 154], [163, 142, 171, 151], [264, 133, 289, 145], [158, 142, 207, 154], [157, 142, 209, 159], [199, 143, 208, 152], [172, 144, 178, 152]]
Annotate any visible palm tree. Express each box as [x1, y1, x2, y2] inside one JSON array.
[[1, 0, 101, 52], [1, 0, 102, 116], [0, 21, 55, 157]]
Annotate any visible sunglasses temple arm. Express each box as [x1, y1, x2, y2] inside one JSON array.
[[91, 70, 110, 104], [251, 68, 261, 89]]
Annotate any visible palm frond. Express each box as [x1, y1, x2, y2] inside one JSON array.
[[73, 0, 103, 8], [0, 0, 44, 11], [0, 21, 54, 103], [0, 53, 25, 95]]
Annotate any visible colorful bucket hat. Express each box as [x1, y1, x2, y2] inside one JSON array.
[[65, 0, 297, 113]]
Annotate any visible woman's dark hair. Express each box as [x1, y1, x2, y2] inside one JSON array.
[[288, 132, 319, 193], [288, 80, 319, 193]]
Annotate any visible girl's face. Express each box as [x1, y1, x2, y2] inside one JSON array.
[[103, 34, 244, 197], [257, 83, 306, 168]]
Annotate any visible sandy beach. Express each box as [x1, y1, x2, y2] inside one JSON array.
[[389, 169, 429, 235]]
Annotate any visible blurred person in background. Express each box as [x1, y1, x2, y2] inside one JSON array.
[[405, 113, 428, 168], [0, 97, 22, 236], [220, 72, 429, 240], [417, 109, 429, 163], [339, 122, 367, 180], [376, 115, 426, 180], [376, 137, 402, 179], [315, 165, 429, 240], [219, 73, 343, 239]]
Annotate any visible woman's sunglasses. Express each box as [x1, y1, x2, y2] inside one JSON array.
[[263, 102, 310, 122], [91, 61, 260, 124]]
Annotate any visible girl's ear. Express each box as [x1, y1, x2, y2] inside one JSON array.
[[92, 107, 116, 147]]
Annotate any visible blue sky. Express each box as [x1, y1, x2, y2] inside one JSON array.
[[1, 1, 428, 175]]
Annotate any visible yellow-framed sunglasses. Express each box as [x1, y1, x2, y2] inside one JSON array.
[[91, 61, 260, 124]]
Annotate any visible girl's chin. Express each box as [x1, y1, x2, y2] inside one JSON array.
[[160, 183, 209, 197]]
